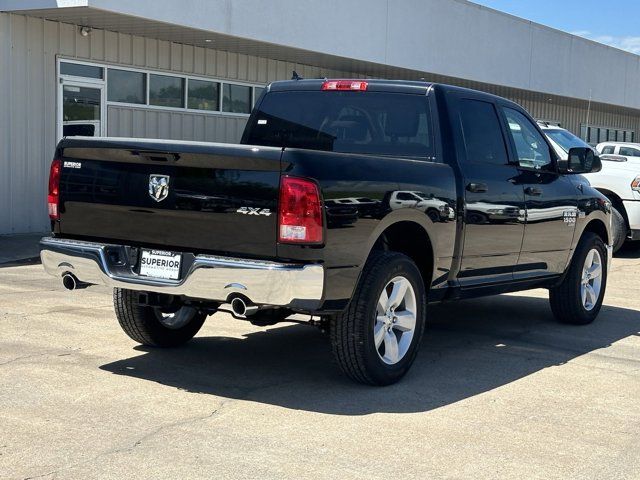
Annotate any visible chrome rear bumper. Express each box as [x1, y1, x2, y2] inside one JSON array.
[[40, 237, 324, 308]]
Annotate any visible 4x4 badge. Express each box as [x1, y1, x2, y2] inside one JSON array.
[[237, 207, 272, 216]]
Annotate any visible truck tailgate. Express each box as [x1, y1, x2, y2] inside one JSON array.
[[56, 138, 282, 258]]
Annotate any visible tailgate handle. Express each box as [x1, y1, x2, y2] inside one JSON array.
[[132, 150, 181, 162]]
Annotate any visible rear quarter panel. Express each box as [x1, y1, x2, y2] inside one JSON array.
[[277, 149, 458, 305]]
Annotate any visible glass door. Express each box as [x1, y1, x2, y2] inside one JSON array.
[[58, 80, 105, 140]]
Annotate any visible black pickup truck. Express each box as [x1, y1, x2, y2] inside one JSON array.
[[41, 79, 612, 385]]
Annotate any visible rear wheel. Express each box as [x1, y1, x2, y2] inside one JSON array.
[[330, 251, 427, 386], [549, 232, 607, 325], [113, 288, 207, 347]]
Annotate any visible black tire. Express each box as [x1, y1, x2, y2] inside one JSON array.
[[549, 232, 607, 325], [426, 209, 440, 223], [113, 288, 207, 347], [330, 251, 427, 386], [611, 206, 627, 254]]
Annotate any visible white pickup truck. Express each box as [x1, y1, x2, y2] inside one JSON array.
[[540, 125, 640, 252]]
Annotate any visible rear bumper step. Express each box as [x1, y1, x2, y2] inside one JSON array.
[[40, 237, 324, 308]]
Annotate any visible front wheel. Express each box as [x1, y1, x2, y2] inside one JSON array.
[[549, 232, 607, 325], [330, 252, 427, 386], [113, 288, 207, 347]]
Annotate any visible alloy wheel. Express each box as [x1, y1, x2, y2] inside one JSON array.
[[581, 248, 603, 311], [374, 276, 417, 365]]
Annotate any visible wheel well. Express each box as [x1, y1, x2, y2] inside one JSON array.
[[583, 219, 609, 245], [372, 221, 434, 288], [596, 188, 629, 226]]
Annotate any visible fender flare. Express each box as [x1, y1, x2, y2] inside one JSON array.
[[563, 208, 611, 275], [574, 209, 611, 248], [359, 209, 437, 274]]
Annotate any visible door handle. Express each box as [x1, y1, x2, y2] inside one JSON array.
[[525, 187, 542, 196], [466, 182, 488, 193]]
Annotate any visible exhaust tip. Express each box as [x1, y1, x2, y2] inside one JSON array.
[[62, 273, 77, 291], [231, 297, 248, 316], [230, 296, 259, 317]]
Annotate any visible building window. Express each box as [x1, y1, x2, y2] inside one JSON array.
[[188, 79, 219, 111], [67, 60, 262, 114], [150, 74, 185, 108], [580, 124, 635, 145], [223, 84, 252, 114], [60, 62, 104, 79], [253, 87, 265, 106], [108, 69, 146, 104]]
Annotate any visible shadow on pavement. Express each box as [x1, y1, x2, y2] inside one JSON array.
[[100, 294, 640, 415], [0, 256, 41, 268], [615, 241, 640, 259], [0, 233, 44, 267]]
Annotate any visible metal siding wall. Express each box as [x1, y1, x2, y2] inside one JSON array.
[[107, 106, 248, 143], [0, 13, 11, 233], [0, 14, 78, 234], [417, 70, 640, 139], [1, 11, 639, 234]]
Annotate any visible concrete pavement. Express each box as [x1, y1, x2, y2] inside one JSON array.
[[0, 244, 639, 479]]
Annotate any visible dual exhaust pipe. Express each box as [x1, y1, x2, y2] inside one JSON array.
[[61, 273, 90, 291], [62, 273, 260, 318], [230, 296, 260, 317]]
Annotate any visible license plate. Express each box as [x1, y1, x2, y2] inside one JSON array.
[[139, 249, 182, 280]]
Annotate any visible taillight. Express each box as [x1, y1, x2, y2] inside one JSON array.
[[321, 80, 368, 91], [278, 176, 323, 244], [48, 158, 62, 220]]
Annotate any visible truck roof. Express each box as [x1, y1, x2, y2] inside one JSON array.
[[267, 79, 520, 107], [268, 78, 434, 95]]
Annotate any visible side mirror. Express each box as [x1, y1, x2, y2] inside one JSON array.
[[559, 147, 602, 174]]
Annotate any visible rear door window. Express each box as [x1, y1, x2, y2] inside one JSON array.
[[458, 99, 509, 165], [619, 146, 640, 157], [243, 91, 433, 157]]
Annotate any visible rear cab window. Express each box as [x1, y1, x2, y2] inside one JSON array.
[[243, 90, 434, 158]]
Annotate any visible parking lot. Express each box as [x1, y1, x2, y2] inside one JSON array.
[[1, 245, 639, 480]]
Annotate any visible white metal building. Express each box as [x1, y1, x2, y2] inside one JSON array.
[[1, 0, 640, 235]]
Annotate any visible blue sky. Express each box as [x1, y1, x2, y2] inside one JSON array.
[[470, 0, 640, 54]]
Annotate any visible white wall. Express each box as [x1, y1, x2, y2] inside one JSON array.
[[5, 0, 638, 109]]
